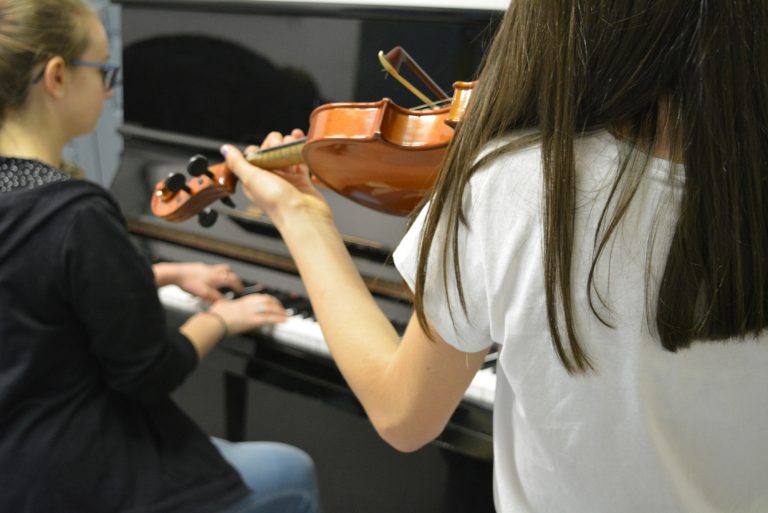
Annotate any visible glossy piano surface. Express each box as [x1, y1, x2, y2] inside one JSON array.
[[110, 1, 501, 512]]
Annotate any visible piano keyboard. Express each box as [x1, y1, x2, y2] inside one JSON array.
[[158, 284, 496, 409]]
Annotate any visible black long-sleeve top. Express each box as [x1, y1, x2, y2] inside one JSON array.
[[0, 157, 248, 512]]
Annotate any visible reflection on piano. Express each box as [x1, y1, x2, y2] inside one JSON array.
[[111, 1, 501, 512]]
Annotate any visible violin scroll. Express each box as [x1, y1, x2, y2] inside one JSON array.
[[151, 154, 238, 227], [187, 155, 238, 209]]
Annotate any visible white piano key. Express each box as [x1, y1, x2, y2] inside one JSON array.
[[158, 284, 205, 312], [260, 315, 328, 357], [158, 285, 495, 409]]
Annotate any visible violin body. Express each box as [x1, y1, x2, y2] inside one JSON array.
[[150, 81, 476, 221], [304, 98, 455, 215]]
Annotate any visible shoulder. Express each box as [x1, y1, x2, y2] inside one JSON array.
[[462, 131, 546, 227], [50, 179, 119, 206], [1, 177, 125, 243], [466, 129, 620, 214], [30, 181, 130, 254], [43, 180, 124, 223]]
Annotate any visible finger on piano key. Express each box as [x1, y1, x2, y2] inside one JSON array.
[[158, 284, 496, 409]]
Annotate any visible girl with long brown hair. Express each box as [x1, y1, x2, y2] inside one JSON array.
[[224, 0, 768, 511]]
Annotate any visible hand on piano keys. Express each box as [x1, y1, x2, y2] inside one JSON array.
[[152, 261, 245, 302], [158, 283, 497, 410]]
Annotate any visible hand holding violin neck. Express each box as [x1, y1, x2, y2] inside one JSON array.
[[245, 138, 306, 169]]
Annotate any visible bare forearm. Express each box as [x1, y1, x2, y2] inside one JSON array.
[[179, 312, 226, 360], [152, 262, 179, 288], [272, 209, 404, 423], [220, 142, 475, 449]]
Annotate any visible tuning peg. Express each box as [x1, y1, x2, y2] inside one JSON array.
[[198, 208, 218, 228], [165, 173, 191, 194], [220, 197, 236, 208], [187, 154, 213, 179]]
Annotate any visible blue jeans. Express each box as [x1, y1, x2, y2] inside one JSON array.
[[211, 437, 322, 513]]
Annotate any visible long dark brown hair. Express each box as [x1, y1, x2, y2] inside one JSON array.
[[413, 1, 768, 373]]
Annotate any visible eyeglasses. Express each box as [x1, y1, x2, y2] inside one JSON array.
[[32, 59, 121, 90], [72, 59, 121, 90]]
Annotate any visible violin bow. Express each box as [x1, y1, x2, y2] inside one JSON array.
[[378, 46, 450, 110]]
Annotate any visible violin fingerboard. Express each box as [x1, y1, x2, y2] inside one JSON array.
[[246, 140, 305, 170]]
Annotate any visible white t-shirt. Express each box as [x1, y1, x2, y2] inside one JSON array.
[[394, 130, 768, 513]]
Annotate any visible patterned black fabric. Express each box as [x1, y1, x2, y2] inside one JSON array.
[[0, 156, 70, 193]]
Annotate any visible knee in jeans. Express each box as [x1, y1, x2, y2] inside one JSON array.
[[278, 444, 317, 486]]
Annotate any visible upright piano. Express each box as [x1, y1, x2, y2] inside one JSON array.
[[109, 2, 502, 512]]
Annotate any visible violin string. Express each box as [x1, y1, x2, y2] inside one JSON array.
[[411, 98, 452, 111]]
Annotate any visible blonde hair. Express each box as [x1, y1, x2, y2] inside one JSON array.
[[0, 0, 94, 122]]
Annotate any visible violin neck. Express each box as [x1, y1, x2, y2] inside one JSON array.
[[245, 137, 306, 169]]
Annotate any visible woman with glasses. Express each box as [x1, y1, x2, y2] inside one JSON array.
[[0, 1, 322, 512]]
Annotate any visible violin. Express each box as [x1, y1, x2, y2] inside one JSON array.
[[150, 81, 476, 224]]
